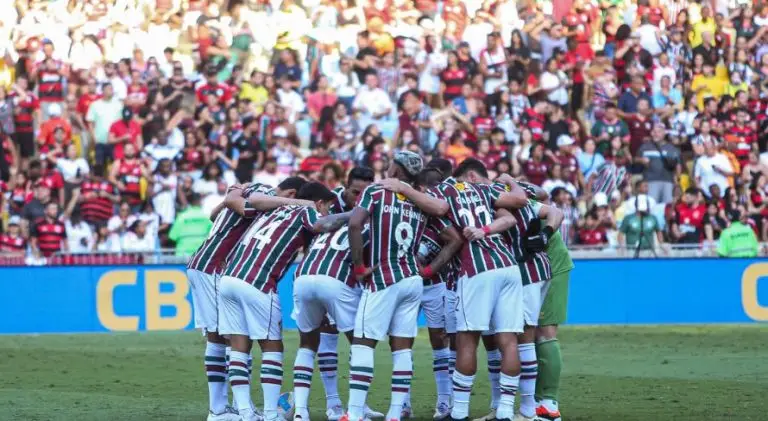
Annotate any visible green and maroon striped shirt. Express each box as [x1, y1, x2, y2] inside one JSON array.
[[431, 177, 516, 278], [224, 205, 319, 292], [187, 183, 274, 274], [356, 185, 428, 292], [502, 198, 552, 285]]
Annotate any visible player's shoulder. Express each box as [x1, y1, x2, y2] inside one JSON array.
[[245, 182, 275, 196]]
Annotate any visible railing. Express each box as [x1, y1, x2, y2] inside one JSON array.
[[1, 243, 766, 266]]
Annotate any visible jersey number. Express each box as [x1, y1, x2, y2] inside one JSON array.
[[394, 222, 414, 258], [458, 205, 492, 228], [311, 227, 350, 251], [243, 214, 286, 249]]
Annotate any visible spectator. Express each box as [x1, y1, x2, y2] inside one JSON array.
[[694, 142, 734, 198], [353, 73, 393, 123], [65, 210, 94, 254], [618, 76, 653, 116], [577, 138, 606, 180], [150, 159, 179, 231], [93, 224, 122, 253], [108, 108, 143, 161], [30, 201, 67, 258], [670, 188, 707, 244], [108, 202, 138, 239], [86, 84, 123, 166], [635, 123, 682, 204], [78, 165, 120, 227], [168, 193, 213, 257], [122, 220, 157, 253], [0, 216, 27, 256]]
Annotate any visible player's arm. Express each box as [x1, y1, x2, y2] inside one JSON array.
[[496, 174, 549, 202], [246, 193, 316, 211], [210, 200, 227, 222], [493, 183, 529, 210], [538, 203, 564, 235], [422, 225, 463, 278], [376, 178, 449, 216], [349, 207, 372, 279], [463, 208, 517, 241], [312, 211, 352, 233]]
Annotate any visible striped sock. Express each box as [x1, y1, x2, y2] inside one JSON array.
[[224, 347, 232, 406], [205, 342, 228, 414], [519, 343, 538, 418], [348, 344, 374, 421], [448, 349, 456, 377], [487, 349, 502, 409], [293, 348, 315, 416], [261, 352, 283, 420], [229, 350, 252, 414], [450, 370, 474, 419], [495, 373, 520, 420], [433, 347, 451, 407], [318, 333, 341, 409], [386, 349, 413, 420]]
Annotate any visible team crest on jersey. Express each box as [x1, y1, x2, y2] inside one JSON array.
[[455, 182, 466, 192], [396, 193, 407, 201]]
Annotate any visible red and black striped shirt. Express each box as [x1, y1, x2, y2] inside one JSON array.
[[31, 217, 66, 257], [117, 160, 143, 206], [0, 234, 26, 254], [441, 68, 467, 100], [81, 180, 117, 225], [38, 71, 65, 102], [11, 93, 39, 133]]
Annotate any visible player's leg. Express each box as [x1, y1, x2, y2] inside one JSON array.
[[444, 287, 458, 385], [423, 283, 451, 418], [517, 282, 545, 420], [247, 290, 284, 421], [489, 267, 524, 421], [451, 273, 495, 421], [318, 323, 343, 415], [344, 286, 393, 421], [187, 269, 236, 419], [292, 275, 328, 420], [218, 276, 257, 420], [535, 273, 570, 421], [386, 276, 422, 421]]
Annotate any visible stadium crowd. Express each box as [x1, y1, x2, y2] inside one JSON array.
[[0, 0, 766, 259]]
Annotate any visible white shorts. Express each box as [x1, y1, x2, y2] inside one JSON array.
[[421, 283, 446, 329], [523, 281, 548, 327], [187, 269, 219, 333], [218, 275, 282, 340], [292, 275, 362, 333], [354, 276, 422, 341], [456, 266, 524, 334], [444, 288, 458, 334]]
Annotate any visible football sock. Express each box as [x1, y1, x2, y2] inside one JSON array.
[[386, 349, 413, 420], [433, 347, 452, 407], [348, 344, 375, 421], [293, 348, 315, 415], [486, 349, 502, 409], [318, 333, 341, 409], [228, 350, 252, 414], [261, 352, 284, 420], [448, 349, 456, 377], [495, 373, 520, 420], [224, 346, 232, 405], [205, 342, 228, 414], [518, 343, 538, 418], [535, 338, 562, 402], [450, 370, 474, 419]]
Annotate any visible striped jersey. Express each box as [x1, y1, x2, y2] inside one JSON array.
[[224, 205, 319, 292], [296, 225, 369, 287], [504, 198, 552, 285], [417, 218, 459, 288], [329, 186, 351, 214], [431, 177, 516, 278], [187, 183, 274, 274], [356, 184, 429, 292]]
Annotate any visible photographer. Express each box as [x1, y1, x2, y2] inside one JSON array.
[[635, 122, 682, 204], [617, 194, 665, 256]]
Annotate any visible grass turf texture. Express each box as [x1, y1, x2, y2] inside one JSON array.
[[0, 326, 766, 421]]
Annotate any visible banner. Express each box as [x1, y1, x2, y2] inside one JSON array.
[[0, 259, 766, 334]]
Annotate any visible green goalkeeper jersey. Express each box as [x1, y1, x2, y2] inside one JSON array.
[[547, 231, 574, 277]]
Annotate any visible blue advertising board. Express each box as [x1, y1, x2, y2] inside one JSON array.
[[0, 259, 766, 334]]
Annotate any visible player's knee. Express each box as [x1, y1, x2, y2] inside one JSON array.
[[536, 325, 558, 341], [518, 326, 536, 344], [390, 336, 414, 351], [481, 333, 497, 351], [207, 331, 227, 344], [427, 328, 447, 349], [258, 339, 284, 353], [299, 330, 321, 351]]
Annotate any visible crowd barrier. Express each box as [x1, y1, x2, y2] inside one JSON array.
[[0, 258, 766, 334]]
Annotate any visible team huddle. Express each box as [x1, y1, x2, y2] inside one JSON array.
[[186, 151, 574, 421]]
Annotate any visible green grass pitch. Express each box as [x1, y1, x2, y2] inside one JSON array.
[[1, 325, 767, 421]]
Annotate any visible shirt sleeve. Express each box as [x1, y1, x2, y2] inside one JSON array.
[[301, 207, 320, 230], [716, 230, 730, 256], [356, 185, 378, 213]]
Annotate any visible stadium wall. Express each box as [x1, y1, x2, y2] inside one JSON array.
[[1, 259, 767, 334]]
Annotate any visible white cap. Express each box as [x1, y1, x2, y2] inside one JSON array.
[[47, 103, 62, 117], [557, 134, 575, 147], [8, 215, 21, 226], [273, 126, 288, 138], [593, 192, 608, 207], [636, 194, 650, 212]]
